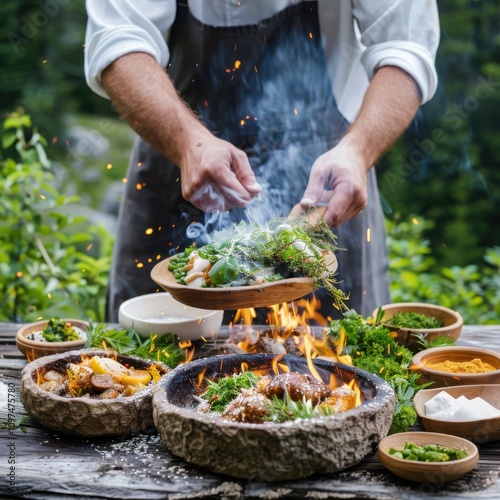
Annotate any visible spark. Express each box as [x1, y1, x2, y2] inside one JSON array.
[[240, 119, 245, 126], [51, 137, 58, 144], [309, 32, 313, 39], [40, 195, 46, 200], [106, 163, 112, 169], [234, 60, 241, 69], [16, 272, 23, 278], [136, 262, 144, 269], [137, 162, 142, 167], [145, 228, 154, 235], [254, 65, 258, 72], [47, 293, 52, 298], [42, 59, 47, 64], [156, 254, 161, 260], [412, 217, 419, 225], [136, 183, 142, 190], [122, 177, 127, 184], [366, 227, 371, 243]]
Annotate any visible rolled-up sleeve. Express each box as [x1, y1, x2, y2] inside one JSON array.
[[353, 0, 440, 104], [84, 0, 176, 98]]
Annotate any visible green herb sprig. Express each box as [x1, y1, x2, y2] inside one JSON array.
[[87, 323, 184, 369]]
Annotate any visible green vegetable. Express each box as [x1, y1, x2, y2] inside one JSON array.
[[171, 214, 348, 309], [201, 372, 258, 413], [388, 442, 468, 462], [385, 311, 443, 329], [42, 318, 80, 342], [327, 310, 431, 433], [209, 255, 240, 285], [87, 323, 184, 369]]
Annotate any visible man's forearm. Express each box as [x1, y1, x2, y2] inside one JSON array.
[[101, 52, 211, 166], [341, 65, 421, 170]]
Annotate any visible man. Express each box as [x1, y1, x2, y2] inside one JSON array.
[[84, 0, 439, 322]]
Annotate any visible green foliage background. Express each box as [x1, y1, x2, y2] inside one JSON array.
[[0, 1, 499, 323]]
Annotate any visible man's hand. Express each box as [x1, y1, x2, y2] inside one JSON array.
[[101, 52, 261, 212], [179, 133, 261, 212], [300, 142, 367, 227], [299, 65, 421, 227]]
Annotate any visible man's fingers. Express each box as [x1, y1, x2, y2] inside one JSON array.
[[231, 150, 262, 196]]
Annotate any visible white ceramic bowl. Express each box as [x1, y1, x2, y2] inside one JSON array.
[[118, 292, 223, 341]]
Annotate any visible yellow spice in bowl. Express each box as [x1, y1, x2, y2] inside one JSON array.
[[426, 359, 496, 374]]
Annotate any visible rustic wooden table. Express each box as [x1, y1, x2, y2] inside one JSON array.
[[1, 323, 500, 500]]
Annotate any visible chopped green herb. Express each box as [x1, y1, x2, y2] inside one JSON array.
[[385, 311, 443, 330], [201, 371, 259, 413], [388, 442, 468, 462], [42, 318, 80, 342]]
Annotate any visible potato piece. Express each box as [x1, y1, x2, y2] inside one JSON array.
[[43, 370, 66, 383], [67, 363, 93, 389], [122, 383, 147, 397], [90, 356, 128, 382]]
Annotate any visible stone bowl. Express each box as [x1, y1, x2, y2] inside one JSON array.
[[152, 354, 396, 482], [16, 319, 89, 361], [373, 302, 463, 352], [20, 348, 169, 437]]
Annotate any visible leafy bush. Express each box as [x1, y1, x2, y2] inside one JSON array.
[[0, 111, 112, 322], [387, 216, 500, 324]]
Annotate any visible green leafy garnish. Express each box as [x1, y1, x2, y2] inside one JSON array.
[[413, 332, 456, 350], [87, 323, 184, 369], [201, 371, 259, 413], [265, 393, 336, 422], [42, 318, 80, 342], [327, 310, 430, 433], [385, 311, 443, 329]]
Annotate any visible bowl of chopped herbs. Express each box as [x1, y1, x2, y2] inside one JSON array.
[[16, 318, 89, 360], [372, 302, 463, 352]]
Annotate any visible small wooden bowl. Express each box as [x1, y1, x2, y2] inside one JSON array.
[[412, 346, 500, 387], [16, 319, 89, 361], [151, 255, 317, 310], [414, 385, 500, 443], [378, 431, 478, 483], [373, 302, 463, 351]]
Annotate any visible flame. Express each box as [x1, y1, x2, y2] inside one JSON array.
[[196, 368, 207, 391], [348, 379, 362, 407]]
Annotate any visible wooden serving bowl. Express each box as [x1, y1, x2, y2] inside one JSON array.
[[378, 431, 478, 483], [414, 385, 500, 443], [412, 346, 500, 387], [153, 354, 396, 481], [20, 348, 169, 437], [151, 255, 317, 310], [373, 302, 463, 351], [16, 319, 89, 361]]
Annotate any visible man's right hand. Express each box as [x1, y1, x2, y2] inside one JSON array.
[[179, 133, 261, 212], [101, 52, 261, 214]]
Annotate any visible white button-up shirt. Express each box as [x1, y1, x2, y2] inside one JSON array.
[[84, 0, 440, 123]]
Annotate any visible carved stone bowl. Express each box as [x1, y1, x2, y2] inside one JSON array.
[[153, 354, 396, 481], [20, 348, 169, 437]]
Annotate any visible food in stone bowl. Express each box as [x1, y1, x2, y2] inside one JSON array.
[[16, 318, 89, 360], [20, 348, 169, 437], [372, 302, 463, 352], [152, 353, 396, 481]]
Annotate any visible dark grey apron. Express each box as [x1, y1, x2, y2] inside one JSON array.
[[107, 1, 390, 323]]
